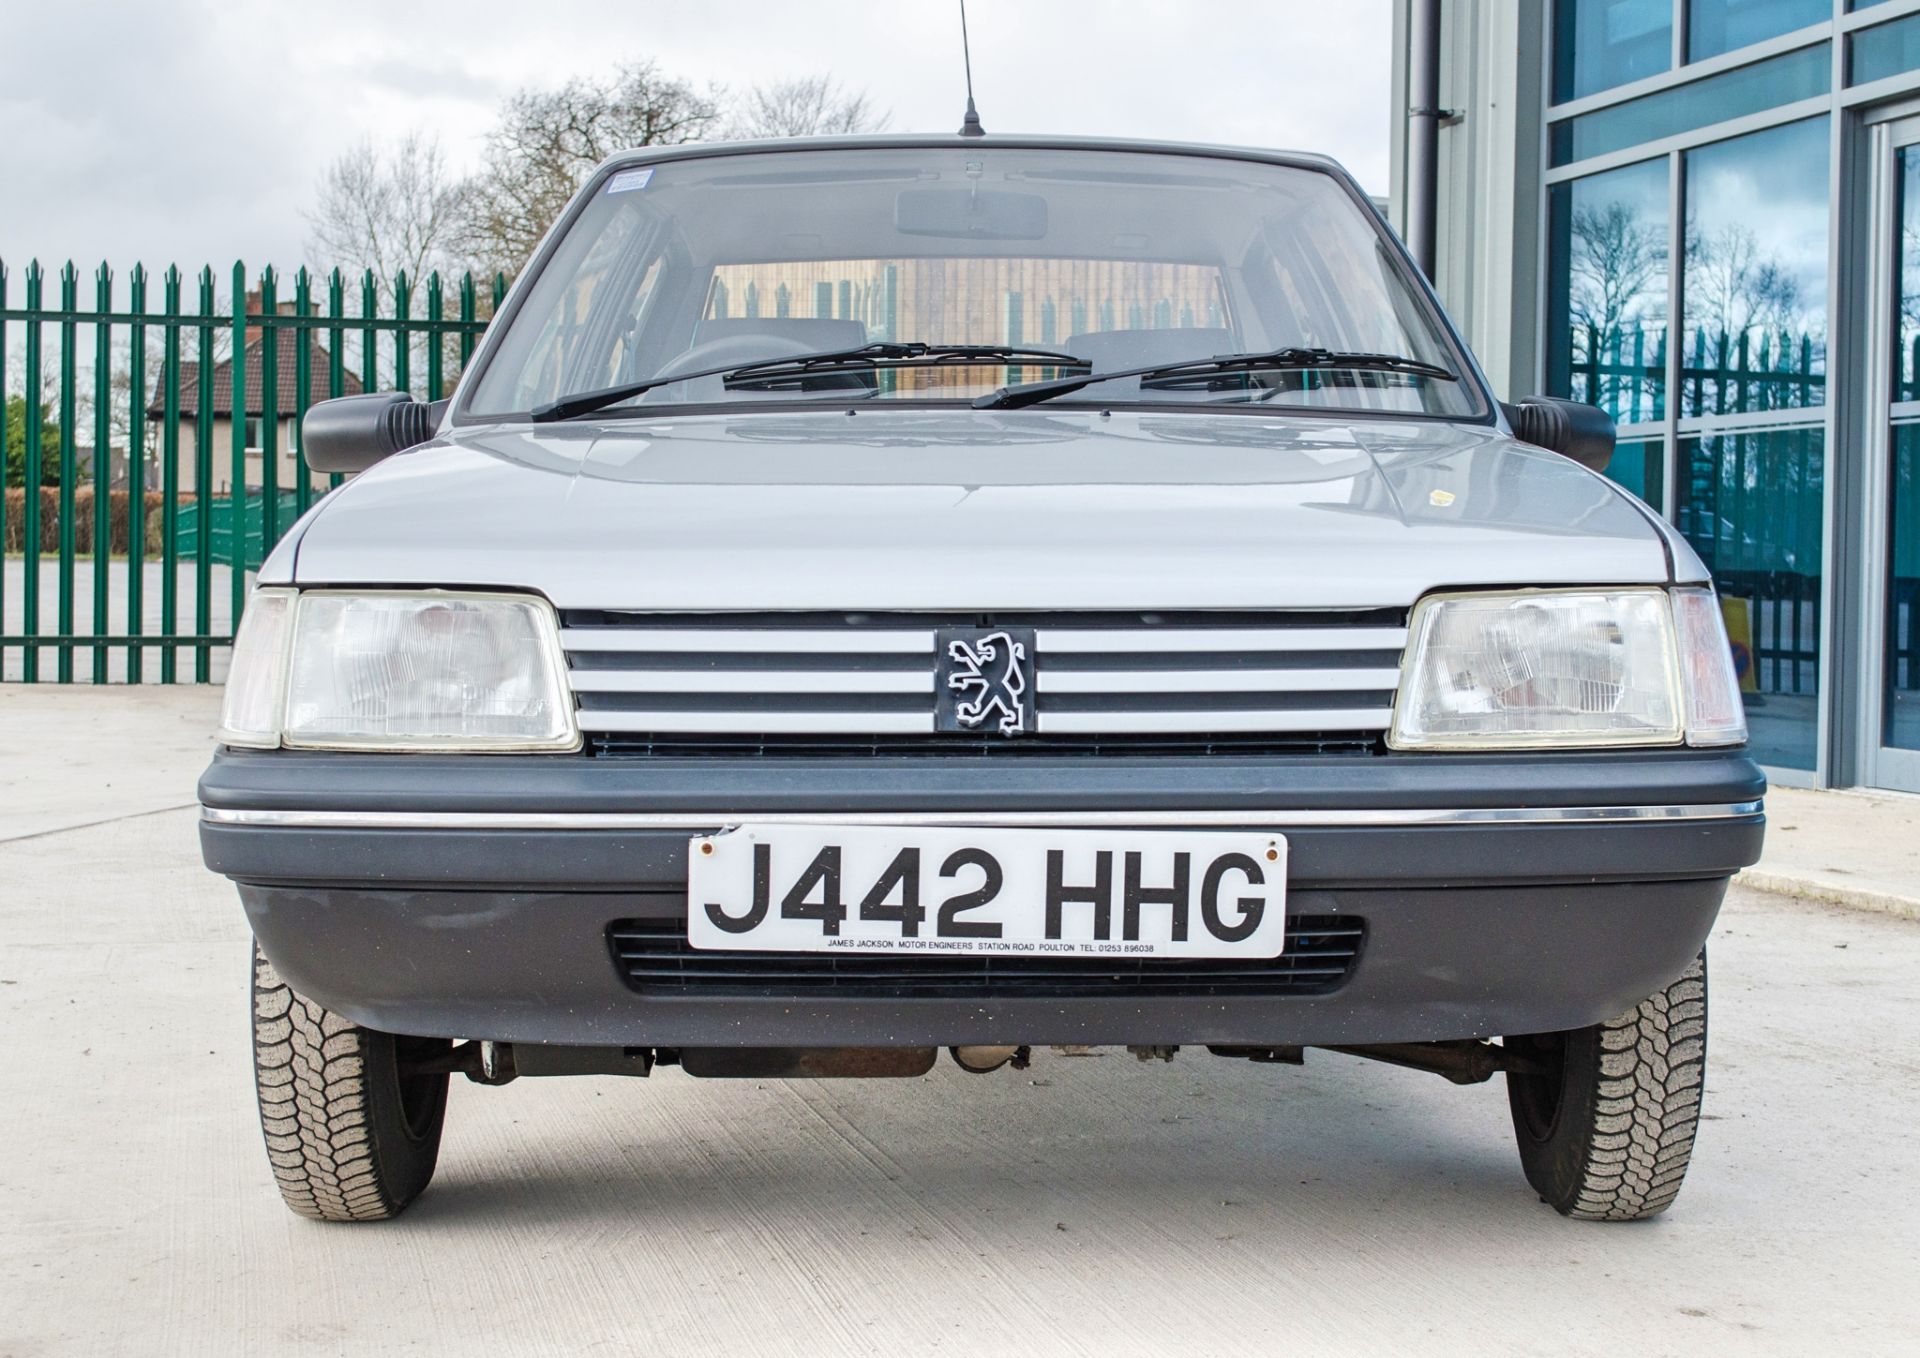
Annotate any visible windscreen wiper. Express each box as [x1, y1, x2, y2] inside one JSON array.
[[970, 346, 1459, 411], [530, 343, 1089, 422], [724, 344, 1089, 391]]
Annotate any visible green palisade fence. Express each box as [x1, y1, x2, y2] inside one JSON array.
[[1, 260, 505, 683]]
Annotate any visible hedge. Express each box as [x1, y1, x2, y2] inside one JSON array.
[[2, 489, 191, 555]]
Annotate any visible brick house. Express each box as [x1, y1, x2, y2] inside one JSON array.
[[144, 299, 363, 495]]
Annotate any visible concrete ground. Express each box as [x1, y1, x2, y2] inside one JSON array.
[[2, 688, 1917, 1357], [1743, 785, 1920, 919]]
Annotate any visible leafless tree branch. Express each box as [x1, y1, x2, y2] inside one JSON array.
[[725, 75, 891, 139], [305, 133, 468, 298], [456, 61, 723, 279]]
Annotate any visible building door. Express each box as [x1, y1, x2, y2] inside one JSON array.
[[1864, 114, 1920, 792]]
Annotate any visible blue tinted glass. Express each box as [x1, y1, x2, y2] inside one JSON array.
[[1681, 118, 1829, 414], [1550, 43, 1829, 166], [1887, 420, 1920, 750], [1850, 13, 1920, 86], [1604, 438, 1666, 508], [1674, 117, 1829, 772], [1882, 151, 1920, 752], [1546, 159, 1669, 424], [1676, 429, 1823, 769], [1688, 0, 1828, 63], [1555, 0, 1673, 102], [1899, 146, 1920, 400]]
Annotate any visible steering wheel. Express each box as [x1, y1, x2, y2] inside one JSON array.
[[645, 333, 880, 401], [645, 334, 825, 403], [651, 333, 817, 381]]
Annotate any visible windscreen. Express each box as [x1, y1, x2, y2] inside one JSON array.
[[464, 146, 1483, 419]]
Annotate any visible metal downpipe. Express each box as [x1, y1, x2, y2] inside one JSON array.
[[1407, 0, 1443, 281]]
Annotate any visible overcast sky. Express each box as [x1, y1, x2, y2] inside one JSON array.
[[0, 0, 1393, 280]]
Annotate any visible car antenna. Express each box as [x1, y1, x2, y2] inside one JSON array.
[[957, 0, 986, 137]]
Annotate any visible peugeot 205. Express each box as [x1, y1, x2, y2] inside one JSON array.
[[198, 135, 1763, 1223]]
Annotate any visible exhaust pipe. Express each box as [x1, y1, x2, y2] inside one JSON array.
[[950, 1045, 1029, 1074], [681, 1047, 936, 1078]]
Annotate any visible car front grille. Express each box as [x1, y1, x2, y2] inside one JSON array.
[[606, 915, 1366, 999], [585, 731, 1383, 758], [561, 609, 1405, 744]]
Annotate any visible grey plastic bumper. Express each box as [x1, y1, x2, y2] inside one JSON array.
[[199, 747, 1764, 1048]]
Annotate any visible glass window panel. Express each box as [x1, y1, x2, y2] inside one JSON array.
[[1547, 158, 1670, 425], [1887, 421, 1920, 750], [1681, 118, 1829, 416], [1675, 427, 1824, 770], [1604, 438, 1667, 509], [1549, 43, 1829, 167], [1554, 0, 1674, 103], [1849, 12, 1920, 86], [1884, 149, 1920, 752], [1687, 0, 1828, 64], [1899, 145, 1920, 401]]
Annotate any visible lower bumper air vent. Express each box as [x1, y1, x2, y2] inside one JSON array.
[[606, 915, 1365, 999]]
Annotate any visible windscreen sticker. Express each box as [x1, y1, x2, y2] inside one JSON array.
[[605, 168, 654, 195]]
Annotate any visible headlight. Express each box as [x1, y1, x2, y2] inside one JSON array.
[[219, 589, 578, 752], [218, 588, 295, 748], [1390, 589, 1686, 750]]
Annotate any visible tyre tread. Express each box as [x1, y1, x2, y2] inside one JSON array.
[[250, 947, 408, 1222], [1562, 955, 1707, 1222]]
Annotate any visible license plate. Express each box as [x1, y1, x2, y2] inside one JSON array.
[[688, 824, 1288, 958]]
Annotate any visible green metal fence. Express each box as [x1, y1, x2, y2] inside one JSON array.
[[171, 492, 304, 573], [1, 261, 504, 683]]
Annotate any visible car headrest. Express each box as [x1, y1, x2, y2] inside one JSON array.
[[694, 317, 869, 349], [1063, 327, 1237, 370]]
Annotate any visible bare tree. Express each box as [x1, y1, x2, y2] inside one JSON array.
[[303, 135, 471, 391], [1903, 221, 1920, 333], [306, 134, 468, 299], [457, 61, 723, 279], [1567, 202, 1666, 348], [727, 76, 890, 139], [1899, 222, 1920, 393], [1566, 201, 1667, 412], [1684, 221, 1805, 344], [1677, 219, 1821, 414]]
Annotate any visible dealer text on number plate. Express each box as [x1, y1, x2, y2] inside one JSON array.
[[688, 825, 1289, 958]]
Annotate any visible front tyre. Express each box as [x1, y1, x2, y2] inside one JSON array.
[[1505, 952, 1707, 1221], [251, 942, 451, 1221]]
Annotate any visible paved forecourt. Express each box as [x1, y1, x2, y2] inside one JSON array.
[[1, 687, 1915, 1357]]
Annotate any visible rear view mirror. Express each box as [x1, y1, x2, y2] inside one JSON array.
[[1501, 396, 1615, 474], [895, 188, 1048, 241], [303, 393, 443, 475]]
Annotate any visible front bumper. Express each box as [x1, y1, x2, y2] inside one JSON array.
[[199, 747, 1764, 1048]]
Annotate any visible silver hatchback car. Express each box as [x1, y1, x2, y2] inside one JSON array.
[[200, 135, 1762, 1223]]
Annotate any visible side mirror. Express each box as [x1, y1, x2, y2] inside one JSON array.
[[302, 392, 444, 475], [1501, 396, 1615, 474]]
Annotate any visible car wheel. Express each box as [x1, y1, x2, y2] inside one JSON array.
[[1504, 951, 1707, 1221], [250, 941, 451, 1221]]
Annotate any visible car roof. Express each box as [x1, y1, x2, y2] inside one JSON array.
[[589, 133, 1352, 183]]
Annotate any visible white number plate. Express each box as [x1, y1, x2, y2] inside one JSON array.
[[688, 824, 1288, 958]]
